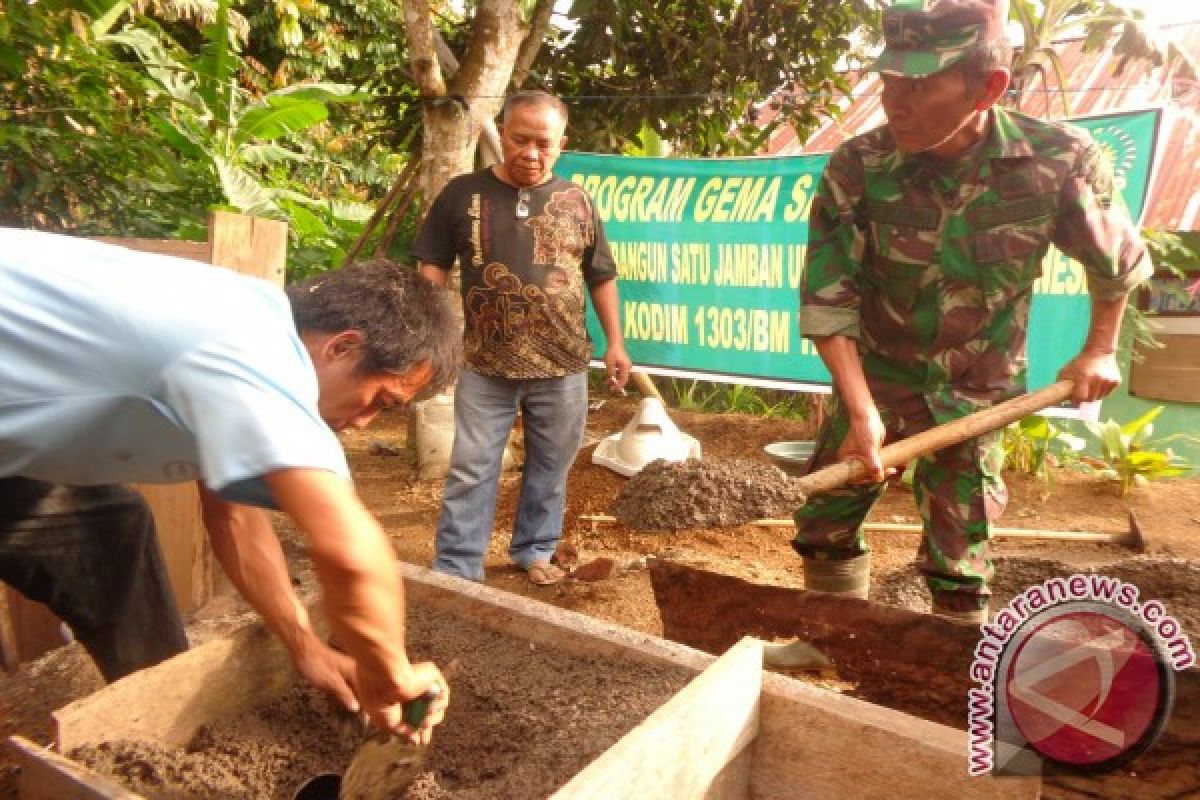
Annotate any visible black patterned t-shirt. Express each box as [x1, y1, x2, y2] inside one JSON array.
[[412, 169, 616, 379]]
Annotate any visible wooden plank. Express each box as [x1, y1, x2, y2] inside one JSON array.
[[5, 736, 140, 800], [91, 237, 209, 263], [30, 564, 1043, 799], [551, 637, 761, 800], [131, 483, 210, 614], [207, 210, 288, 287], [1131, 333, 1200, 403], [705, 748, 754, 800], [0, 587, 18, 672], [401, 563, 717, 672], [52, 620, 299, 753], [1, 585, 69, 665], [750, 673, 1039, 800], [1131, 367, 1200, 403], [404, 567, 1033, 799]]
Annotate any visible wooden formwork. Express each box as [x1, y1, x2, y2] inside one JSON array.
[[6, 565, 1040, 800]]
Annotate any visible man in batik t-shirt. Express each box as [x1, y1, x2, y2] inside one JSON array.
[[414, 90, 630, 586]]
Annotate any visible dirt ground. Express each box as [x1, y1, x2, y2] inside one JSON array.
[[3, 393, 1200, 798]]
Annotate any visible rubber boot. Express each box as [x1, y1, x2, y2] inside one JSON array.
[[763, 555, 870, 670], [802, 553, 870, 599], [762, 639, 833, 670]]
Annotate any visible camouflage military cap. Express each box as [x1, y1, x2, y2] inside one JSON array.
[[873, 0, 1008, 77]]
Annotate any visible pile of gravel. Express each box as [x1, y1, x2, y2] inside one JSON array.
[[611, 458, 806, 531]]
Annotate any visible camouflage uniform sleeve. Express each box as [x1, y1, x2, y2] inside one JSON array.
[[1053, 141, 1154, 302], [799, 145, 867, 339]]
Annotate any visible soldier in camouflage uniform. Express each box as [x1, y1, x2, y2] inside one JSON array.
[[786, 0, 1153, 632]]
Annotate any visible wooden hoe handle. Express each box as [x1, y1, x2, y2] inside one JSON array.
[[630, 370, 664, 402], [795, 379, 1076, 497]]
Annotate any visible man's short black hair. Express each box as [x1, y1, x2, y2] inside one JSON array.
[[287, 260, 460, 396]]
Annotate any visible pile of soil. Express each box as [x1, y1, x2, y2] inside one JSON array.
[[71, 603, 693, 799], [610, 458, 804, 530]]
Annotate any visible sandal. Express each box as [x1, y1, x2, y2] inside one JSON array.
[[551, 543, 580, 572], [526, 561, 566, 586]]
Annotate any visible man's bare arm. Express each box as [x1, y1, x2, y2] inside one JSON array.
[[588, 278, 631, 390], [262, 468, 446, 735], [199, 485, 358, 711], [1057, 292, 1130, 404], [418, 262, 449, 289], [811, 334, 888, 482]]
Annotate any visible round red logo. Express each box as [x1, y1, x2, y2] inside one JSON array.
[[1004, 606, 1172, 770]]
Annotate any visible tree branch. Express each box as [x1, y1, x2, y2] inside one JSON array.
[[510, 0, 556, 89], [400, 0, 446, 98]]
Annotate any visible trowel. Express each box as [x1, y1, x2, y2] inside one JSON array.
[[293, 686, 441, 800]]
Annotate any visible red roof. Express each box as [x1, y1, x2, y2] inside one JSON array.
[[761, 22, 1200, 231]]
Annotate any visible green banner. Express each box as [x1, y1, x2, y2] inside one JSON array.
[[563, 107, 1161, 390]]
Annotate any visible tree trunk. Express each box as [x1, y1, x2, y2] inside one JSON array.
[[402, 0, 529, 211]]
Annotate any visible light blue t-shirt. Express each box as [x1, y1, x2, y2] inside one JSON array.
[[0, 228, 349, 508]]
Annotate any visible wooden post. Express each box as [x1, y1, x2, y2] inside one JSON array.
[[207, 210, 288, 287], [0, 590, 14, 672], [0, 587, 69, 671], [132, 483, 212, 615]]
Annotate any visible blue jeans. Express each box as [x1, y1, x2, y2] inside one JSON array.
[[433, 369, 588, 581]]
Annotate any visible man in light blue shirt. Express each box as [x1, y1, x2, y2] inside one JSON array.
[[0, 229, 459, 738]]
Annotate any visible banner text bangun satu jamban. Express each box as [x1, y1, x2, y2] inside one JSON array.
[[569, 173, 817, 223]]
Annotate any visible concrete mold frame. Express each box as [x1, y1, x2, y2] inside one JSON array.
[[5, 565, 1039, 800]]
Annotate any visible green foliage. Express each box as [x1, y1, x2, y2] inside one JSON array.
[[1000, 415, 1085, 481], [666, 379, 812, 420], [1009, 0, 1196, 114], [115, 13, 377, 275], [0, 0, 215, 236], [239, 0, 422, 154], [622, 121, 670, 158], [1120, 229, 1200, 352], [1, 0, 397, 277], [3, 0, 886, 270], [536, 0, 881, 156], [1081, 407, 1195, 495], [1144, 229, 1200, 274], [1143, 229, 1200, 309]]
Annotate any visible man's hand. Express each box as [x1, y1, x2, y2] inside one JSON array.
[[589, 278, 629, 391], [199, 487, 368, 712], [1057, 348, 1122, 404], [292, 637, 361, 714], [840, 407, 889, 484], [809, 334, 889, 483], [360, 660, 450, 745], [604, 343, 632, 392], [265, 469, 448, 743]]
